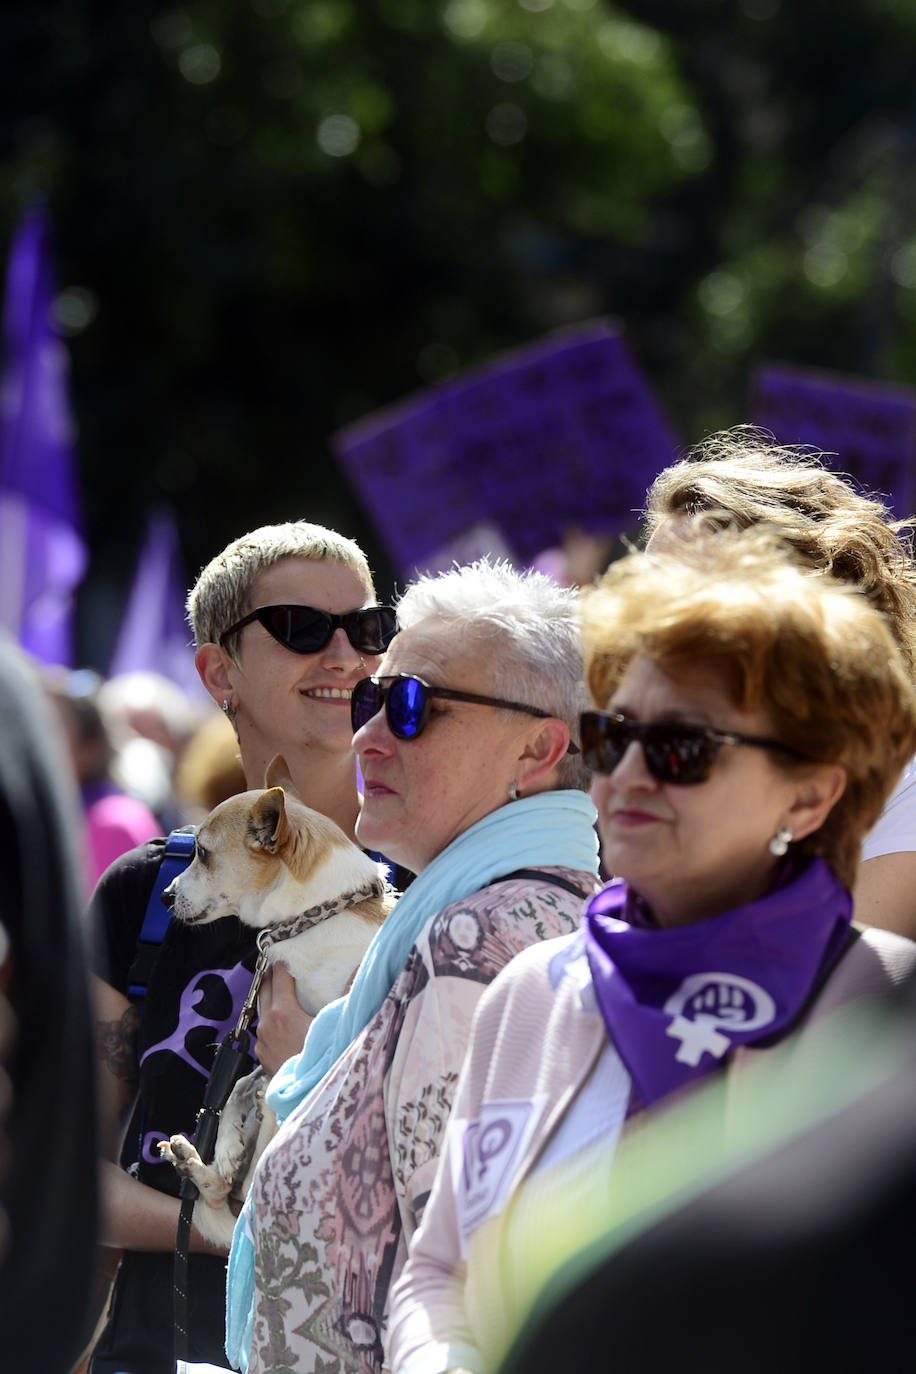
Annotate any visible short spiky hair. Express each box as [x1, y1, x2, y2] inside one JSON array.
[[187, 521, 376, 658], [395, 558, 591, 791], [644, 426, 916, 677], [581, 529, 916, 891]]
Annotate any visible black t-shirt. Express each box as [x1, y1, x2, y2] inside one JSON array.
[[89, 837, 259, 1373], [91, 836, 260, 1188]]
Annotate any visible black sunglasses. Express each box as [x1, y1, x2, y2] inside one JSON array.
[[219, 604, 397, 656], [352, 674, 580, 752], [579, 710, 802, 785]]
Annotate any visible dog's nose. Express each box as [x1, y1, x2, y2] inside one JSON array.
[[161, 879, 176, 910]]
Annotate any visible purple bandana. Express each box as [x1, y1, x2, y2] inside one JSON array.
[[584, 857, 852, 1107]]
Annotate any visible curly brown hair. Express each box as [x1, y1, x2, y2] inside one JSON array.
[[644, 426, 916, 679], [581, 529, 916, 891]]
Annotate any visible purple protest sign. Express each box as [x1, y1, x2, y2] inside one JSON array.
[[751, 363, 916, 519], [333, 320, 679, 577], [0, 204, 87, 666]]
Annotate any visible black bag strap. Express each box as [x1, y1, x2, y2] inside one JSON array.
[[127, 827, 196, 1002], [495, 867, 590, 901]]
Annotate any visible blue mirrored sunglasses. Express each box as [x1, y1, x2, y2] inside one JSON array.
[[353, 674, 579, 752]]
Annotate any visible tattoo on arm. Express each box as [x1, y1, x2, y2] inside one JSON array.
[[96, 1003, 141, 1091]]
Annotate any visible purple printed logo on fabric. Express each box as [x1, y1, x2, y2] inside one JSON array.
[[141, 959, 254, 1074], [139, 959, 255, 1168], [456, 1098, 545, 1241]]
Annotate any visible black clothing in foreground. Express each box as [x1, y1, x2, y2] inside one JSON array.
[[0, 645, 99, 1374]]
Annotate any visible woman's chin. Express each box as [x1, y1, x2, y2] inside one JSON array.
[[356, 804, 399, 860]]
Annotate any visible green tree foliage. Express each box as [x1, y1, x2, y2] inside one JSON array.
[[2, 0, 916, 656]]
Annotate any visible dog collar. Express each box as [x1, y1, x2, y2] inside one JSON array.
[[257, 876, 389, 950], [230, 877, 390, 1041]]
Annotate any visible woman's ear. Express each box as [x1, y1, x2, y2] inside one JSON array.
[[195, 643, 235, 707], [516, 718, 572, 790], [784, 764, 847, 842]]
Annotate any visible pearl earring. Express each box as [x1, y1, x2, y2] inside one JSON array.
[[359, 657, 367, 670], [769, 826, 793, 857]]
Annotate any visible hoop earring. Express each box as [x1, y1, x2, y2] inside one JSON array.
[[508, 781, 519, 803], [769, 826, 793, 857], [221, 699, 231, 715]]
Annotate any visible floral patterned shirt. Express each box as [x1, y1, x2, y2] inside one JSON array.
[[245, 866, 596, 1374]]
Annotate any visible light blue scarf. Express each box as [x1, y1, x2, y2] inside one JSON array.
[[225, 789, 599, 1370]]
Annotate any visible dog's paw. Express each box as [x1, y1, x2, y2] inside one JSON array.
[[160, 1134, 234, 1214], [158, 1134, 202, 1176]]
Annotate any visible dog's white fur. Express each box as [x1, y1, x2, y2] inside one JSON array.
[[158, 756, 393, 1247]]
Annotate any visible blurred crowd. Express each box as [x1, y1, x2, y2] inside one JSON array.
[[42, 667, 246, 895]]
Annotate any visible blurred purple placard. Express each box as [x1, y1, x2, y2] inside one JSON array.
[[751, 363, 916, 519], [333, 320, 679, 576]]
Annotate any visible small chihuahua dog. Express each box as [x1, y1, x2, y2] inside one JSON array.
[[158, 757, 393, 1247]]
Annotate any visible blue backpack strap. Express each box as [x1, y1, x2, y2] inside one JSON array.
[[127, 827, 197, 1002]]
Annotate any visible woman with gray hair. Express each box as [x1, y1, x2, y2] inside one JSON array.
[[226, 558, 600, 1374]]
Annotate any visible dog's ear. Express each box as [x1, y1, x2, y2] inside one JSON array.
[[248, 787, 289, 853], [265, 754, 299, 797]]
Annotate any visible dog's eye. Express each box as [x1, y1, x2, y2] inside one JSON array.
[[195, 842, 209, 866]]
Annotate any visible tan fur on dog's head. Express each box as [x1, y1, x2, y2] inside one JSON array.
[[246, 786, 331, 873], [165, 755, 392, 932], [264, 753, 296, 792], [244, 755, 308, 864]]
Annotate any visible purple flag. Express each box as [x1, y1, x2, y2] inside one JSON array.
[[0, 205, 87, 666], [108, 507, 206, 700], [333, 320, 679, 578], [751, 363, 916, 519]]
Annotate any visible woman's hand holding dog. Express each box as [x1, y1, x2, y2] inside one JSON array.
[[256, 964, 313, 1077]]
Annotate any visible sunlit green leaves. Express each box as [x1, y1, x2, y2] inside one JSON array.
[[426, 0, 706, 238], [290, 0, 356, 45]]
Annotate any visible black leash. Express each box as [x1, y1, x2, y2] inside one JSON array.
[[172, 931, 272, 1369]]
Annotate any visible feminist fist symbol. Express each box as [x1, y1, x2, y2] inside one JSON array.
[[663, 973, 776, 1067]]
